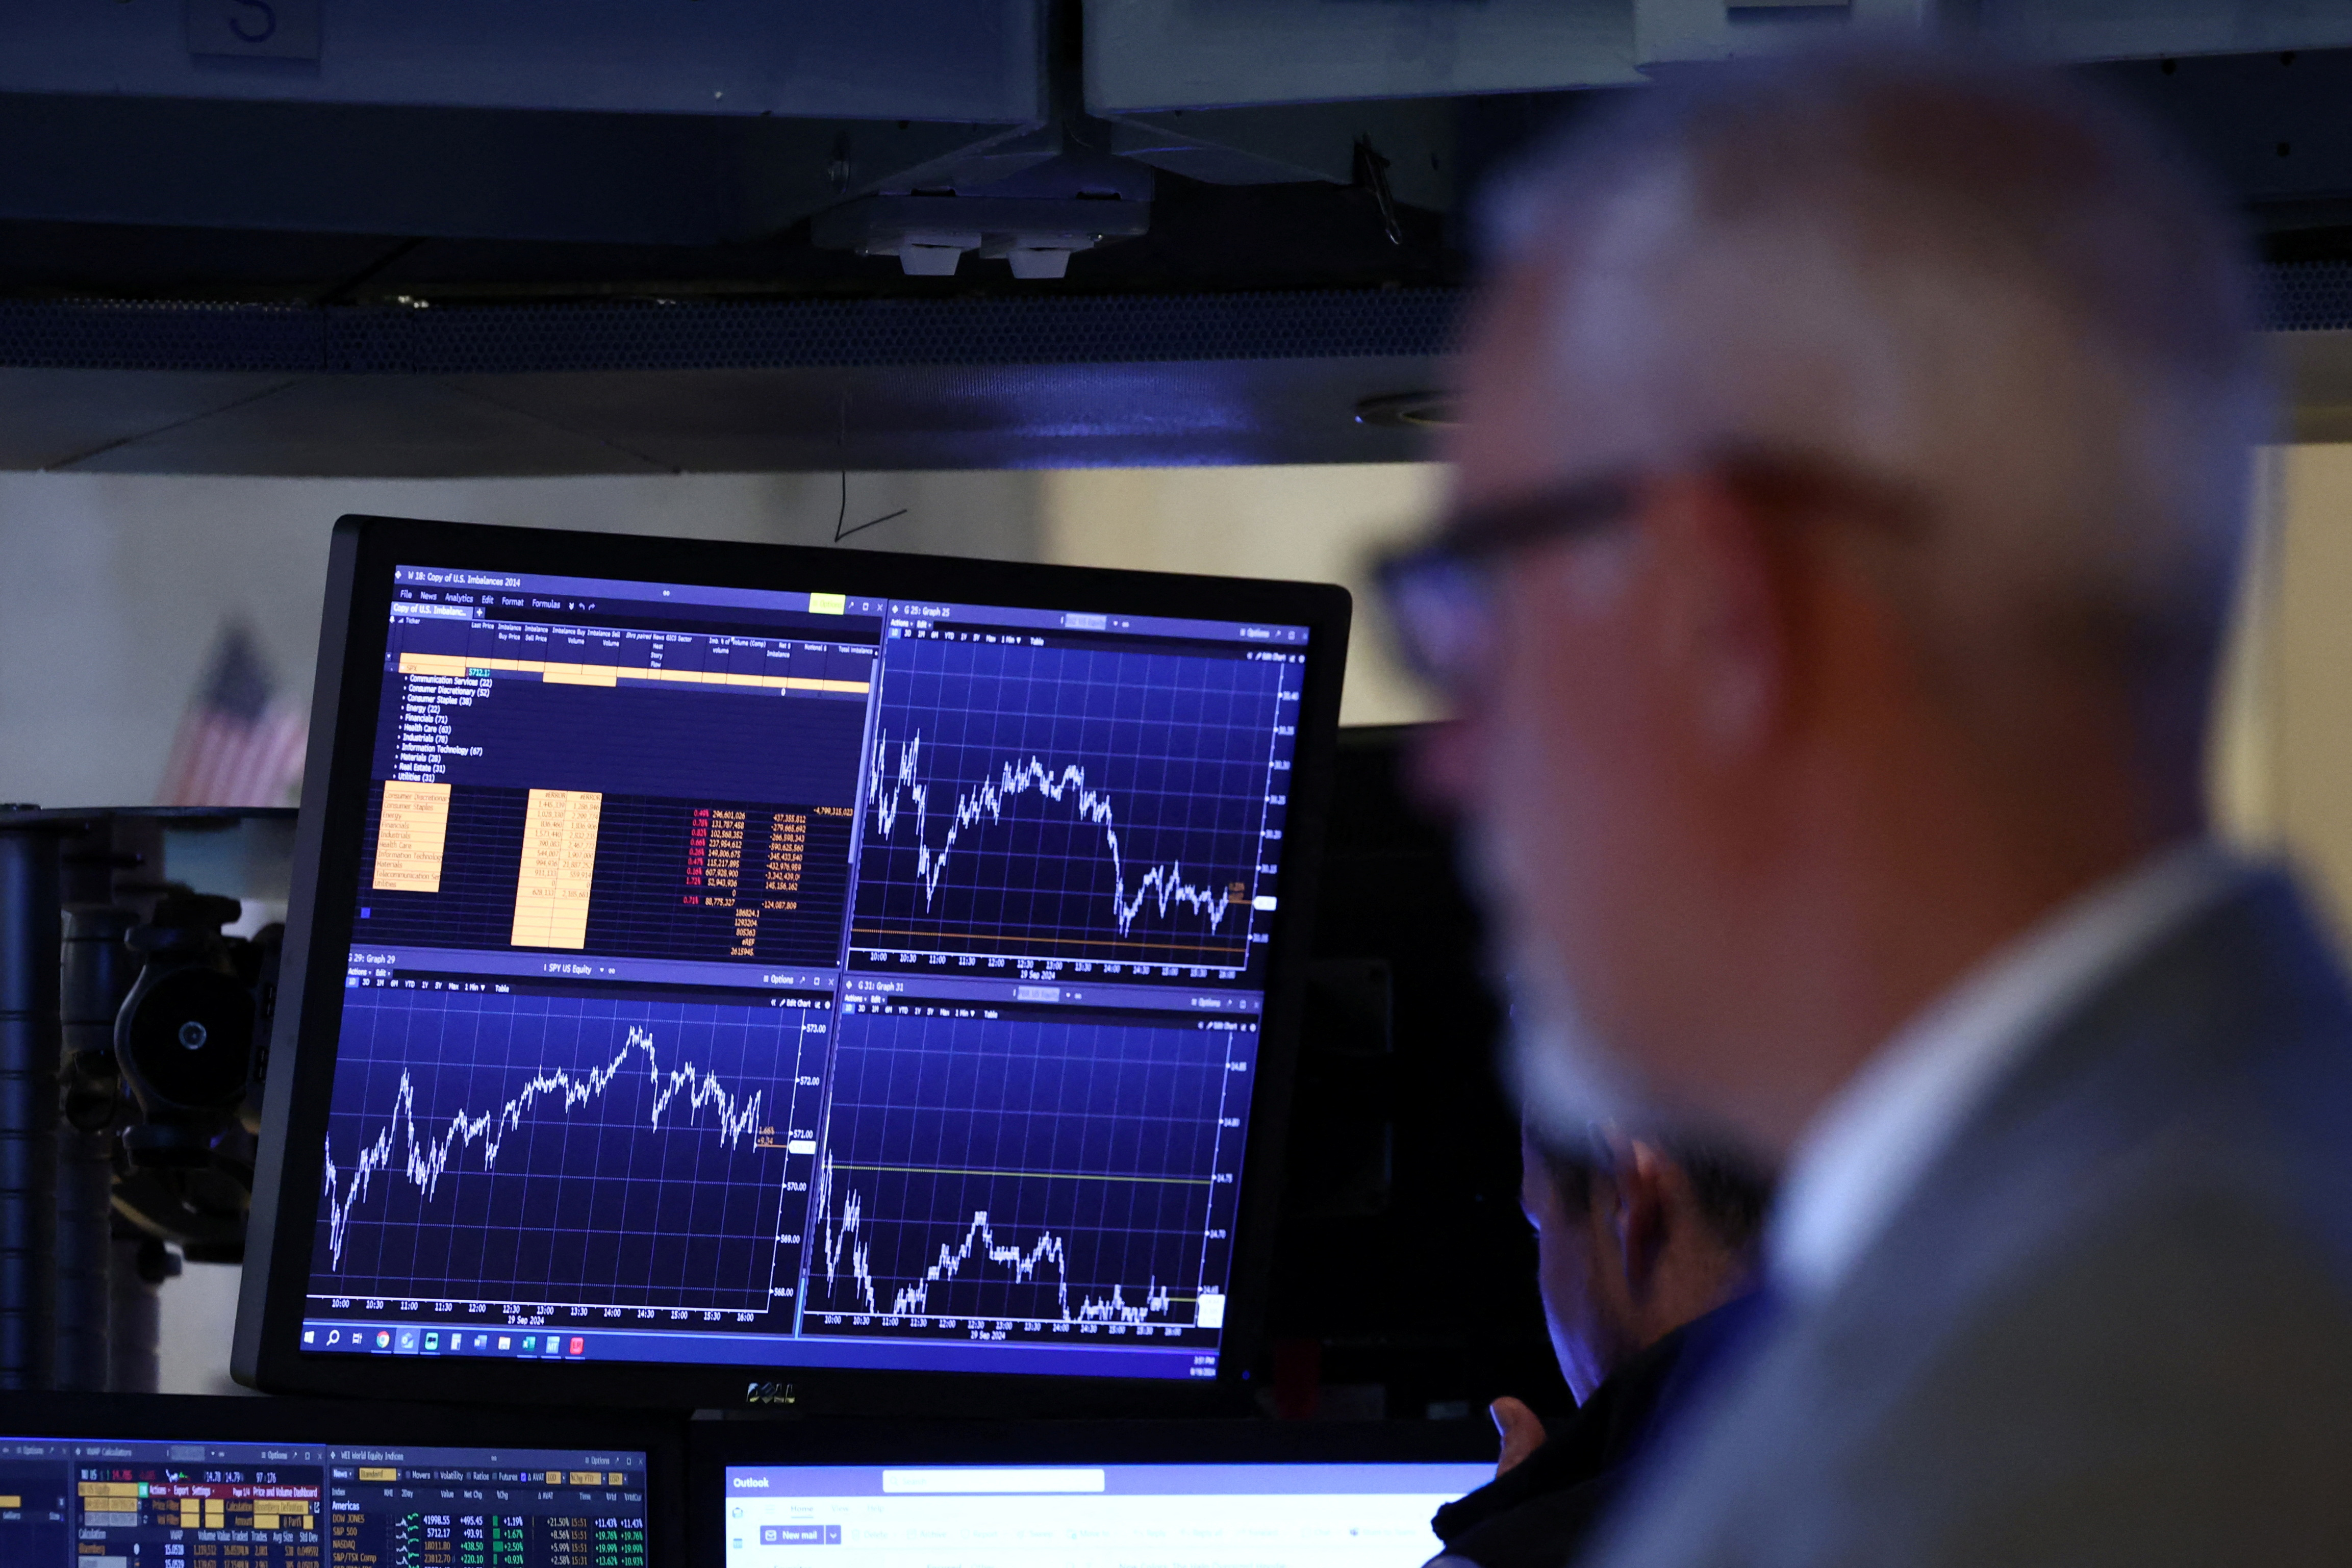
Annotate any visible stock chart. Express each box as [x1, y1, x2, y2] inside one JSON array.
[[851, 633, 1301, 978], [804, 1003, 1255, 1348], [318, 984, 829, 1315]]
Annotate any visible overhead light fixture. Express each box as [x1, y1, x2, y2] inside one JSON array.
[[812, 195, 1151, 280], [1353, 391, 1457, 428]]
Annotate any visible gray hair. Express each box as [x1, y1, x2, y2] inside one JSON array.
[[1483, 46, 2271, 744]]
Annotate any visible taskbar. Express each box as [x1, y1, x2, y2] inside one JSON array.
[[297, 1318, 1218, 1380], [343, 944, 1264, 1016]]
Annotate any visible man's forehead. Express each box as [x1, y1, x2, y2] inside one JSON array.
[[1443, 251, 1653, 517]]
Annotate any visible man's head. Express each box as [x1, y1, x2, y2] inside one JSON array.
[[1522, 1123, 1769, 1402], [1406, 46, 2268, 1155]]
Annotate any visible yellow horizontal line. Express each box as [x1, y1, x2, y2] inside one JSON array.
[[399, 651, 868, 694], [831, 1162, 1210, 1186]]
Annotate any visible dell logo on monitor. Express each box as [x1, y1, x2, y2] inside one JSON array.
[[745, 1382, 798, 1405]]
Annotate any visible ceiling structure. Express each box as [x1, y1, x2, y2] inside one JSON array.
[[5, 2, 2352, 473]]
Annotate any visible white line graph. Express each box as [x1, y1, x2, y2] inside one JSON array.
[[848, 636, 1294, 967], [321, 1024, 763, 1269], [816, 1148, 1176, 1325], [799, 1007, 1249, 1341], [309, 991, 825, 1311], [868, 732, 1237, 937]]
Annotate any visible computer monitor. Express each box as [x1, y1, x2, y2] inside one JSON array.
[[237, 515, 1350, 1413], [0, 1391, 681, 1566], [692, 1419, 1494, 1568]]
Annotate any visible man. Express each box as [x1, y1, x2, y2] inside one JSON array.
[[1383, 43, 2352, 1567], [1429, 1128, 1768, 1568]]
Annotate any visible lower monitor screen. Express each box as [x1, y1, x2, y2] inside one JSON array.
[[297, 557, 1317, 1384], [0, 1432, 648, 1566], [718, 1461, 1491, 1568]]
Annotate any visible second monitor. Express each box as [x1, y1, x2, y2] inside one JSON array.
[[693, 1419, 1493, 1568], [237, 516, 1351, 1412]]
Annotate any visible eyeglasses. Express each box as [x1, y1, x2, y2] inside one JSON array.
[[1375, 452, 1926, 694], [1375, 473, 1640, 692]]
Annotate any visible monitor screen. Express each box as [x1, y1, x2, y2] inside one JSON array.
[[0, 1430, 651, 1566], [240, 518, 1348, 1410], [717, 1459, 1490, 1568]]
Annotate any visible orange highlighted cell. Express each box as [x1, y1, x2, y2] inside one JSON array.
[[511, 789, 602, 950], [373, 779, 453, 892]]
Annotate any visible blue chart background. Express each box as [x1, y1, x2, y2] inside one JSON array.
[[852, 637, 1295, 971], [807, 1007, 1254, 1334], [311, 987, 822, 1312]]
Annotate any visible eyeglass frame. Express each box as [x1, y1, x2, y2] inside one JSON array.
[[1374, 451, 1926, 694], [1373, 472, 1641, 694]]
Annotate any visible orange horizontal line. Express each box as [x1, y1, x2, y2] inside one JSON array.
[[851, 925, 1247, 957]]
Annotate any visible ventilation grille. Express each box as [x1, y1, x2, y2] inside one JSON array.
[[0, 290, 1465, 374], [0, 270, 2338, 375]]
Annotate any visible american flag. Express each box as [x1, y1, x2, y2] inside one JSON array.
[[157, 623, 308, 807]]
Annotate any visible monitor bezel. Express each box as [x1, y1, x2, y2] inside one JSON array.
[[686, 1417, 1500, 1567], [236, 513, 1353, 1415], [0, 1390, 684, 1564]]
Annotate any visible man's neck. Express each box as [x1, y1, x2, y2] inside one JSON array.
[[1702, 765, 2185, 1159], [1764, 840, 2237, 1302]]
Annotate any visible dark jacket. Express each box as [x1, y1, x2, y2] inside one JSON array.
[[1430, 1296, 1761, 1568]]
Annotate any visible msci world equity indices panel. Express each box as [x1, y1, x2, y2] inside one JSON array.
[[302, 568, 1311, 1383], [0, 1432, 649, 1568]]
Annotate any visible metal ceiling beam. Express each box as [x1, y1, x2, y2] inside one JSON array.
[[2, 1, 1044, 122], [1, 274, 2347, 475], [0, 2, 1048, 245], [1083, 0, 2352, 110], [1084, 0, 1641, 111], [0, 95, 1034, 247]]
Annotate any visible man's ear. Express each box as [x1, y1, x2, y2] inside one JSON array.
[[1612, 1139, 1676, 1302], [1643, 473, 1795, 759]]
